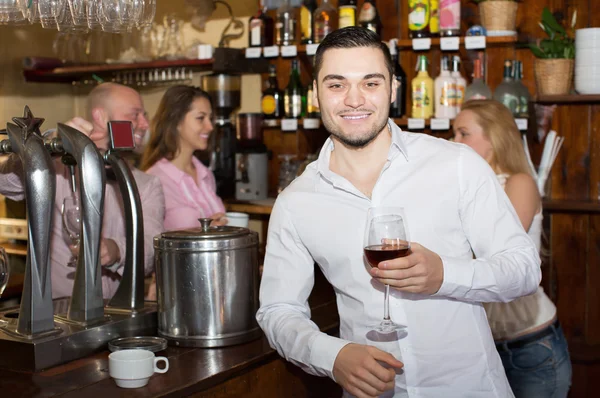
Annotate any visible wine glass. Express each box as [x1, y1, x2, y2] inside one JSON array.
[[0, 247, 9, 298], [364, 206, 411, 333], [62, 196, 81, 267]]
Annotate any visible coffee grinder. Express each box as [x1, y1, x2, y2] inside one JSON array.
[[201, 73, 241, 199], [235, 113, 268, 201]]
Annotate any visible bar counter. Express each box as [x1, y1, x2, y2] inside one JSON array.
[[0, 267, 341, 398]]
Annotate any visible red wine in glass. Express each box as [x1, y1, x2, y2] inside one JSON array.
[[364, 244, 410, 267]]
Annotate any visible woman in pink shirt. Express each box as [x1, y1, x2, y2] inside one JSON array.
[[140, 85, 226, 231]]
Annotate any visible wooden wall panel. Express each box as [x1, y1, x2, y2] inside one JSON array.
[[587, 215, 600, 346]]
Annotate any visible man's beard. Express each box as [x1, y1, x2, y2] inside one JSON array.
[[321, 111, 389, 149]]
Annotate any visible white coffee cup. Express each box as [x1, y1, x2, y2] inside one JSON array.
[[226, 212, 249, 228], [108, 349, 169, 389]]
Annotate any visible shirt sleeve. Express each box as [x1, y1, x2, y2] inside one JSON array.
[[0, 154, 25, 201], [256, 197, 351, 380], [434, 146, 541, 303]]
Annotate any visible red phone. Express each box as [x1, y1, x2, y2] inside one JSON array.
[[108, 121, 135, 151]]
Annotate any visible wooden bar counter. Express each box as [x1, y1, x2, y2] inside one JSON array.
[[0, 267, 341, 398]]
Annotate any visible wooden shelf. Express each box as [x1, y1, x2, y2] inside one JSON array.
[[395, 35, 519, 49], [542, 199, 600, 214], [534, 94, 600, 104]]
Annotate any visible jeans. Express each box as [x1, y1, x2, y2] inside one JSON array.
[[496, 322, 572, 398]]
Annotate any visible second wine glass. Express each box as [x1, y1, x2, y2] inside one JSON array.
[[62, 196, 81, 267], [364, 206, 411, 334]]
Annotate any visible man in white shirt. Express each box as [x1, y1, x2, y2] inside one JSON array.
[[256, 27, 541, 398]]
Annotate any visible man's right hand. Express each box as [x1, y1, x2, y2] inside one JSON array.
[[332, 343, 403, 398]]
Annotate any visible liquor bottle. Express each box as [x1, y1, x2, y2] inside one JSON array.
[[513, 60, 531, 118], [451, 55, 466, 111], [408, 0, 430, 39], [276, 0, 297, 46], [440, 0, 461, 37], [464, 58, 492, 101], [411, 55, 434, 119], [300, 0, 318, 44], [339, 0, 357, 29], [306, 81, 320, 117], [358, 0, 383, 37], [262, 64, 284, 119], [493, 60, 519, 115], [434, 55, 456, 118], [389, 39, 407, 118], [284, 59, 303, 119], [314, 0, 338, 44], [430, 0, 439, 37], [248, 0, 274, 47]]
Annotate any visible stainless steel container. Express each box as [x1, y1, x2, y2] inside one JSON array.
[[154, 219, 261, 347]]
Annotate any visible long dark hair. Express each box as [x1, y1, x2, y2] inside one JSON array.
[[140, 85, 213, 171]]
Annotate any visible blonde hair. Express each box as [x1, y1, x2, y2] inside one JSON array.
[[460, 100, 532, 176]]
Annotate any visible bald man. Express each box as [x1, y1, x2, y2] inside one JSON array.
[[0, 83, 165, 299]]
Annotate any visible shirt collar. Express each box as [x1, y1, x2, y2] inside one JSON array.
[[316, 119, 409, 177]]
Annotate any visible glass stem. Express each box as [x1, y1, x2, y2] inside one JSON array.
[[384, 284, 391, 321]]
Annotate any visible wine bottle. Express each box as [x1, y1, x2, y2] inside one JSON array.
[[389, 39, 407, 118], [284, 59, 303, 119], [249, 0, 274, 47], [262, 64, 284, 119], [300, 0, 318, 44]]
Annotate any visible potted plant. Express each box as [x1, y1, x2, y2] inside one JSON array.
[[472, 0, 519, 35], [529, 7, 576, 95]]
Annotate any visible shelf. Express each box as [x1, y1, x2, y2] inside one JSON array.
[[534, 94, 600, 104], [542, 199, 600, 214], [262, 118, 453, 131], [395, 35, 519, 49]]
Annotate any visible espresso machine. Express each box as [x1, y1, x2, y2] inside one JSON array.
[[0, 107, 156, 372], [201, 73, 241, 199], [235, 113, 268, 201]]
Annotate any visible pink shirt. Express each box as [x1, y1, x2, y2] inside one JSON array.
[[146, 157, 225, 231], [0, 155, 165, 299]]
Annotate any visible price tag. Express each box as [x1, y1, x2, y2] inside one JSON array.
[[263, 119, 278, 128], [515, 118, 528, 131], [430, 118, 450, 130], [440, 37, 460, 51], [412, 38, 432, 51], [305, 43, 319, 56], [408, 118, 426, 130], [245, 47, 261, 59], [281, 118, 298, 131], [465, 36, 487, 50], [263, 46, 279, 58], [281, 45, 298, 57], [303, 118, 320, 129]]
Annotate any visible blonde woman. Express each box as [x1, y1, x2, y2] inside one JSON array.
[[454, 99, 571, 398]]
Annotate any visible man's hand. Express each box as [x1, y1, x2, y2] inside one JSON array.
[[369, 242, 444, 295], [210, 212, 228, 227], [100, 238, 121, 267], [333, 343, 402, 398]]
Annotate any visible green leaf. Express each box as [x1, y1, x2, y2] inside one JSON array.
[[529, 44, 547, 58], [541, 7, 566, 35]]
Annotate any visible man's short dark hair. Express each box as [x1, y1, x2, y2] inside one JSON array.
[[313, 27, 393, 83]]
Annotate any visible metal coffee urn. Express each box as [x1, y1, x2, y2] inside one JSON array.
[[154, 219, 261, 347]]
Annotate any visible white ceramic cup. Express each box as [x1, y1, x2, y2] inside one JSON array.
[[108, 349, 169, 389], [226, 212, 249, 228]]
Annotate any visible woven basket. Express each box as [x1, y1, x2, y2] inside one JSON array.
[[534, 58, 574, 95], [479, 1, 518, 32]]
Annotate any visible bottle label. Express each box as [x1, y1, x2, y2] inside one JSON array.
[[439, 81, 455, 106], [455, 84, 465, 107], [300, 6, 312, 41], [250, 20, 262, 46], [339, 7, 356, 29], [358, 3, 376, 23], [285, 94, 302, 117], [409, 1, 430, 31], [412, 84, 431, 108], [440, 0, 460, 30], [262, 95, 276, 115]]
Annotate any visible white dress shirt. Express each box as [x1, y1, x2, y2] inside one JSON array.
[[257, 121, 541, 397]]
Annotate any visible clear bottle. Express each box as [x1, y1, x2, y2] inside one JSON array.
[[411, 55, 434, 119], [262, 64, 284, 119], [451, 55, 466, 111], [300, 0, 318, 44], [389, 39, 407, 118], [464, 58, 492, 102], [284, 59, 303, 119], [314, 0, 338, 44], [358, 0, 383, 37], [338, 0, 357, 29], [493, 60, 520, 115], [513, 60, 531, 118], [408, 0, 430, 39], [435, 55, 456, 119], [249, 0, 274, 47], [276, 0, 297, 46], [439, 0, 461, 37]]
